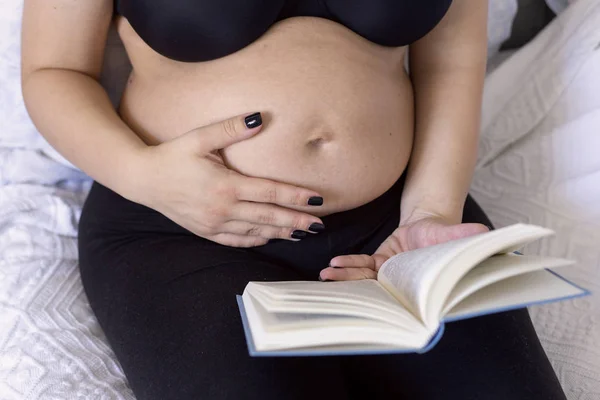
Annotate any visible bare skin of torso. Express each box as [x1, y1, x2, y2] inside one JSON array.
[[116, 16, 414, 217]]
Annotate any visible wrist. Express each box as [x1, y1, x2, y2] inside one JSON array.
[[400, 184, 467, 226], [400, 203, 463, 226], [111, 143, 152, 206]]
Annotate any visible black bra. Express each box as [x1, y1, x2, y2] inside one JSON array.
[[115, 0, 453, 62]]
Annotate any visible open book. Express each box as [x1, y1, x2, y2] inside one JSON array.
[[237, 224, 590, 356]]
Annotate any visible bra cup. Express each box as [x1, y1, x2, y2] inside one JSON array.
[[115, 0, 453, 62], [119, 0, 286, 62], [325, 0, 453, 47]]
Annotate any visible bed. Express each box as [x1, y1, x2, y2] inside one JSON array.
[[1, 0, 598, 398]]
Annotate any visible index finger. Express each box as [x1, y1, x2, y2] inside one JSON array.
[[329, 254, 376, 269], [319, 266, 377, 281], [234, 176, 324, 208]]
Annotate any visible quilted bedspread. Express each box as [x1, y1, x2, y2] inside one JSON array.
[[473, 0, 600, 397], [1, 0, 599, 398]]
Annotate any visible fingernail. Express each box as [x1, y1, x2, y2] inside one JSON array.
[[308, 223, 325, 233], [291, 230, 307, 240], [308, 196, 323, 206], [486, 224, 494, 231], [244, 112, 262, 129], [318, 275, 332, 282]]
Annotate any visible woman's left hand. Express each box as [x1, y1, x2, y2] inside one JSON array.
[[319, 215, 489, 281]]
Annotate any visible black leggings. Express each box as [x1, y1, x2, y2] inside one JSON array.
[[78, 178, 566, 400]]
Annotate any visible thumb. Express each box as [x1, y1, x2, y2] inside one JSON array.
[[431, 223, 489, 245], [176, 112, 263, 153], [407, 221, 489, 250]]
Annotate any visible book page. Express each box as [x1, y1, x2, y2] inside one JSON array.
[[249, 284, 421, 331], [377, 224, 555, 328], [377, 239, 475, 323], [247, 280, 421, 329], [441, 255, 574, 315], [251, 280, 399, 307], [444, 269, 587, 321], [241, 290, 431, 352]]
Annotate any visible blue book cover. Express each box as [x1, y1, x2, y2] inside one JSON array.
[[236, 269, 589, 357]]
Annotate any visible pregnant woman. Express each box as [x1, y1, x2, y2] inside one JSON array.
[[21, 0, 566, 399]]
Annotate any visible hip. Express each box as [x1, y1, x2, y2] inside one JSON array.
[[78, 175, 405, 277]]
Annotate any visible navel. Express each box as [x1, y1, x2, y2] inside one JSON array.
[[306, 137, 329, 148]]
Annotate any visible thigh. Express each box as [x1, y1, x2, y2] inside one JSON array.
[[344, 195, 565, 399], [79, 232, 350, 400], [462, 194, 494, 227], [344, 309, 566, 400]]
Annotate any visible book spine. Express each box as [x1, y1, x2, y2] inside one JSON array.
[[417, 323, 445, 354]]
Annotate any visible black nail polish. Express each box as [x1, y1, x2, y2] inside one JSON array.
[[308, 223, 325, 233], [244, 112, 262, 129], [291, 230, 307, 240], [308, 196, 323, 206]]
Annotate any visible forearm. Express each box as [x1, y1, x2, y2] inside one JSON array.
[[401, 0, 488, 224], [401, 66, 484, 223], [22, 68, 146, 199]]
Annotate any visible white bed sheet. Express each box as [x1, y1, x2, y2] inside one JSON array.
[[473, 0, 600, 397], [1, 0, 599, 398]]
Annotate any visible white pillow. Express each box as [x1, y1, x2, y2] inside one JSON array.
[[487, 0, 519, 57], [0, 0, 46, 151], [545, 0, 579, 14]]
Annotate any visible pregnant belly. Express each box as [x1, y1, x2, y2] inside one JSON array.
[[118, 17, 414, 215]]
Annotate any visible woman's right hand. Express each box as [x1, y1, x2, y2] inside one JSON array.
[[127, 112, 326, 247]]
